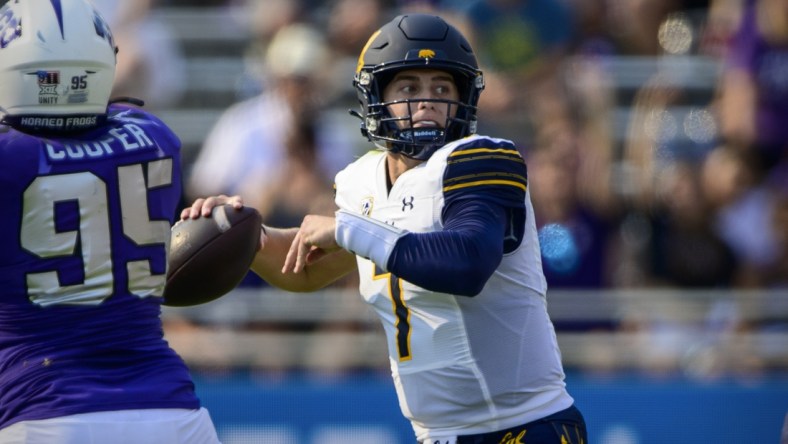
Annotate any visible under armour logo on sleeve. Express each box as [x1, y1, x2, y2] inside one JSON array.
[[402, 196, 414, 211]]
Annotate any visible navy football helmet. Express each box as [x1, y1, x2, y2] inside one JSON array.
[[352, 14, 485, 160]]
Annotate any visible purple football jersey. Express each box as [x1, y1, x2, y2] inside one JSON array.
[[0, 104, 199, 430]]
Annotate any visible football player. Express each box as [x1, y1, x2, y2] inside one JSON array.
[[0, 1, 219, 443], [185, 13, 587, 444]]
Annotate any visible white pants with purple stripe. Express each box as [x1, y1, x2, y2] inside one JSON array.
[[0, 408, 220, 444]]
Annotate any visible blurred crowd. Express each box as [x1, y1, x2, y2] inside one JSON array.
[[107, 0, 788, 375], [119, 0, 787, 291]]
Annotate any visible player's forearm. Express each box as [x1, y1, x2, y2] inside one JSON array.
[[250, 226, 299, 288], [251, 226, 356, 291]]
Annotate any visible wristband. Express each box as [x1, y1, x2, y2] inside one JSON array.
[[335, 209, 406, 271]]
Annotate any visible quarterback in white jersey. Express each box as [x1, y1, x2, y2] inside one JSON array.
[[334, 135, 573, 439], [183, 13, 587, 444]]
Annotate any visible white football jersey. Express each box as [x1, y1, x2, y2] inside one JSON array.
[[334, 135, 574, 441]]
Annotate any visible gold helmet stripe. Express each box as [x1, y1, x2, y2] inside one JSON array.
[[356, 29, 381, 74]]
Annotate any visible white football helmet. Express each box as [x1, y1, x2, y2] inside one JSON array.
[[0, 0, 117, 118]]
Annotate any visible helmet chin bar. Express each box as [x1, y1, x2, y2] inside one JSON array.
[[367, 98, 468, 160], [391, 127, 445, 160], [398, 127, 445, 144]]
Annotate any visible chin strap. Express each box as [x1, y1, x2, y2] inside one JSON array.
[[335, 209, 407, 271], [109, 96, 145, 107]]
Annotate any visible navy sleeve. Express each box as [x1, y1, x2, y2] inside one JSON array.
[[385, 138, 529, 296], [386, 199, 507, 296]]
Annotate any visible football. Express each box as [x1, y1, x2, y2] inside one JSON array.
[[163, 204, 262, 307]]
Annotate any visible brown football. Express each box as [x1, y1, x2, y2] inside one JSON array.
[[163, 204, 262, 307]]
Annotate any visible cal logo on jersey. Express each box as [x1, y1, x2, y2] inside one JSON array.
[[500, 429, 526, 444]]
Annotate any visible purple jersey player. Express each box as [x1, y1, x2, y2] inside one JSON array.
[[0, 1, 219, 443]]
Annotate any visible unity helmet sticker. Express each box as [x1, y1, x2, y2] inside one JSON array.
[[34, 70, 62, 105]]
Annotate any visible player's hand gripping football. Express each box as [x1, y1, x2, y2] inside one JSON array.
[[181, 194, 342, 275], [180, 194, 266, 252]]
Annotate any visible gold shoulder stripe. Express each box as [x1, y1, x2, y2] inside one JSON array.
[[444, 179, 527, 193], [449, 148, 521, 157]]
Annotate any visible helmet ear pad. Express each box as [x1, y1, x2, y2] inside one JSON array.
[[445, 71, 481, 140]]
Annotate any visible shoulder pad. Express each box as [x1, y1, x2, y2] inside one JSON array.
[[443, 137, 528, 203]]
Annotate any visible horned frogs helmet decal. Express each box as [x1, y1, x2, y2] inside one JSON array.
[[353, 14, 485, 160]]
